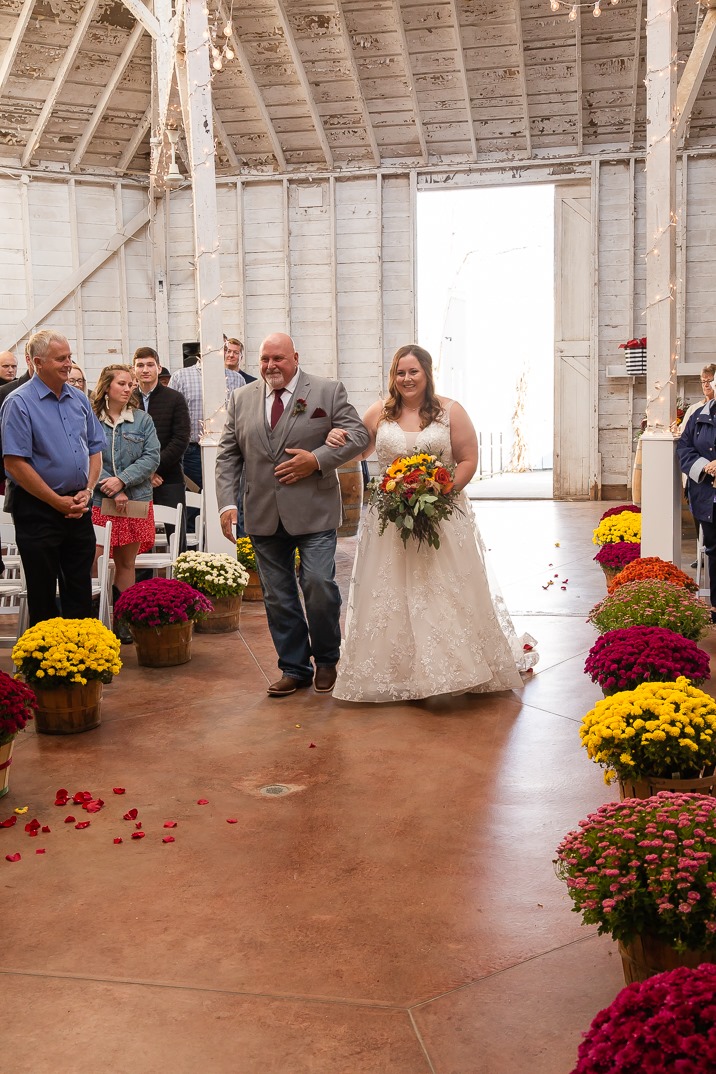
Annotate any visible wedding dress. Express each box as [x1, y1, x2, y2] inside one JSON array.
[[333, 405, 537, 702]]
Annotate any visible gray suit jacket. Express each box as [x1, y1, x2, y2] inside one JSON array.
[[215, 370, 369, 536]]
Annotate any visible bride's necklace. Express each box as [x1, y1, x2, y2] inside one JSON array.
[[402, 404, 422, 411]]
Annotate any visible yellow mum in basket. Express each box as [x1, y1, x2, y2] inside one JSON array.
[[592, 510, 641, 545], [12, 618, 122, 688]]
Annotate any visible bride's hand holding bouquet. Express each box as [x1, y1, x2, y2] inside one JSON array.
[[371, 452, 460, 549]]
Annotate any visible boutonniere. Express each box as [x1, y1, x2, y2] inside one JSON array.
[[292, 398, 307, 416]]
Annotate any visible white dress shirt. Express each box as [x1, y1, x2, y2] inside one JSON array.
[[265, 369, 301, 426]]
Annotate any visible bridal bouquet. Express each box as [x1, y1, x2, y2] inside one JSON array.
[[371, 453, 460, 549]]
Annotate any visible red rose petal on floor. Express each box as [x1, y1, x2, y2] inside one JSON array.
[[24, 819, 40, 832], [5, 852, 20, 862], [41, 825, 51, 833], [163, 821, 177, 828], [55, 788, 68, 799], [83, 799, 104, 813], [561, 586, 567, 590], [197, 799, 209, 805], [226, 818, 238, 824], [134, 822, 142, 829], [72, 791, 92, 803], [162, 835, 175, 843], [113, 838, 123, 844], [131, 831, 145, 840], [54, 798, 68, 807], [1, 816, 17, 828], [28, 830, 37, 838], [112, 788, 126, 795], [553, 573, 559, 578], [309, 743, 317, 748], [123, 808, 138, 820], [75, 821, 90, 830], [35, 848, 46, 854], [64, 815, 76, 823]]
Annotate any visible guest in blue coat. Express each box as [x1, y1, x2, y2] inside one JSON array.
[[677, 385, 716, 620]]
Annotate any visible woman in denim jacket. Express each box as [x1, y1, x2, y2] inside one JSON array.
[[91, 364, 161, 638]]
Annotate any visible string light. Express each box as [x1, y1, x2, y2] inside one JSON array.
[[593, 1, 601, 16], [569, 5, 578, 21], [549, 0, 618, 13]]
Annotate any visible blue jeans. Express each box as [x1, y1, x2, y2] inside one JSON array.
[[250, 523, 341, 681]]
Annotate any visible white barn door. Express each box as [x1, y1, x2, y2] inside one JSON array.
[[554, 182, 595, 500]]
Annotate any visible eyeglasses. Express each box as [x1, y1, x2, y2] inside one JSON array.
[[68, 378, 86, 387]]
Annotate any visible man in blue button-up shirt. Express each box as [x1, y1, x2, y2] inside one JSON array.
[[2, 330, 106, 625]]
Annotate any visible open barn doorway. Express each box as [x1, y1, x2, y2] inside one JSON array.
[[417, 183, 555, 499]]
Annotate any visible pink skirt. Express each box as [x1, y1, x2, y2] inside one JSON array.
[[92, 502, 156, 554]]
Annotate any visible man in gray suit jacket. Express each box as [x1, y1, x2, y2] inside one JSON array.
[[216, 332, 369, 696]]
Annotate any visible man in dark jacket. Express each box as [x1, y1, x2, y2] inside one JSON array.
[[0, 343, 33, 491], [133, 346, 191, 552]]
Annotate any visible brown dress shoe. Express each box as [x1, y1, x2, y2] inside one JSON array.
[[314, 665, 337, 693], [267, 675, 312, 697]]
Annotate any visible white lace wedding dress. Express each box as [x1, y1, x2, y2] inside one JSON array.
[[333, 406, 537, 702]]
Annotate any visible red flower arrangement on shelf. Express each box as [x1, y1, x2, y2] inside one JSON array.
[[599, 504, 640, 523], [114, 578, 213, 628], [584, 625, 710, 694], [570, 964, 716, 1074], [593, 541, 641, 570], [607, 556, 699, 595], [0, 670, 37, 744]]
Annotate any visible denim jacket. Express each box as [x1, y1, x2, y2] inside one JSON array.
[[92, 407, 161, 506]]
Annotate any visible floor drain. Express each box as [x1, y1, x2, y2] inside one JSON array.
[[260, 784, 291, 796]]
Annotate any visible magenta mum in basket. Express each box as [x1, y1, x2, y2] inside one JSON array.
[[593, 541, 641, 570], [0, 670, 36, 743], [114, 577, 213, 628], [599, 503, 641, 523], [584, 625, 711, 694], [571, 964, 716, 1074]]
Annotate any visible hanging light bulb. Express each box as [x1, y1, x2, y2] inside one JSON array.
[[225, 47, 234, 60], [213, 57, 223, 71], [211, 45, 221, 58], [550, 0, 559, 10], [611, 0, 619, 4], [223, 22, 232, 36], [569, 3, 578, 19], [593, 1, 601, 15]]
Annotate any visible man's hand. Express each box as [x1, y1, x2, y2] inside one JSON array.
[[57, 494, 89, 519], [275, 448, 319, 484], [325, 428, 347, 447], [220, 508, 237, 542], [151, 474, 164, 487]]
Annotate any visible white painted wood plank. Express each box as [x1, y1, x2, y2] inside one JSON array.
[[0, 0, 35, 104]]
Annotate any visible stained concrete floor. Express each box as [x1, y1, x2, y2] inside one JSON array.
[[1, 501, 708, 1074]]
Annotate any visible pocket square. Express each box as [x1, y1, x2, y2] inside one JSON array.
[[310, 408, 327, 418]]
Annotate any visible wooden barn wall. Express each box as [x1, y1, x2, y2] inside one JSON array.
[[597, 153, 716, 497], [166, 175, 414, 417], [0, 176, 155, 385]]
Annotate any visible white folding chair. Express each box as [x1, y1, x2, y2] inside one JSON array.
[[185, 491, 204, 551], [93, 521, 113, 629], [0, 513, 28, 645], [697, 525, 710, 599], [134, 503, 183, 578]]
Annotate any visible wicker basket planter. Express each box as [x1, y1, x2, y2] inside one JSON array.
[[195, 594, 242, 633], [130, 621, 193, 667], [619, 933, 716, 984], [619, 770, 716, 800], [34, 680, 102, 735], [0, 738, 14, 797], [243, 569, 264, 602]]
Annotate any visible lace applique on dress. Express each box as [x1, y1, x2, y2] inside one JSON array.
[[333, 405, 538, 703]]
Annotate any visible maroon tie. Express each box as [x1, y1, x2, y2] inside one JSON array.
[[270, 390, 284, 429]]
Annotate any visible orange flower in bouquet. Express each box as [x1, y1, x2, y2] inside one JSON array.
[[373, 452, 460, 549], [607, 556, 698, 595]]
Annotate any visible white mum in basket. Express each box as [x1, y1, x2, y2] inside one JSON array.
[[173, 551, 249, 598]]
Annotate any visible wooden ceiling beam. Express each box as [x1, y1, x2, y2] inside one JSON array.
[[216, 0, 286, 171], [71, 22, 144, 170], [119, 0, 160, 39], [512, 0, 531, 158], [117, 104, 151, 172], [0, 0, 35, 104], [334, 0, 380, 167], [389, 0, 428, 164], [447, 0, 477, 161], [676, 8, 716, 144], [213, 106, 239, 170], [21, 0, 101, 167], [274, 0, 333, 168], [629, 0, 644, 149]]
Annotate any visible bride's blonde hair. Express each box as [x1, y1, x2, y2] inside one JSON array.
[[382, 345, 443, 429]]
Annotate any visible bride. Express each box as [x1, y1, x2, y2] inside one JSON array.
[[332, 344, 537, 703]]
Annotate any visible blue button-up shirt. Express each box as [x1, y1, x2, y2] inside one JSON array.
[[1, 376, 106, 494]]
